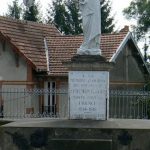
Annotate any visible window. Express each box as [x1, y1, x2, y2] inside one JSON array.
[[44, 81, 56, 115]]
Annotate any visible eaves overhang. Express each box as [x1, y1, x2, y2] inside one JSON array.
[[0, 31, 36, 70], [110, 32, 150, 74]]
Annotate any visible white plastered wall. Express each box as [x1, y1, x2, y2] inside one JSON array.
[[0, 40, 32, 118]]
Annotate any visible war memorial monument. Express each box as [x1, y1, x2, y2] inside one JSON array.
[[66, 0, 113, 120]]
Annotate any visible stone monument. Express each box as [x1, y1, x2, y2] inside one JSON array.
[[64, 0, 113, 120], [66, 56, 114, 120]]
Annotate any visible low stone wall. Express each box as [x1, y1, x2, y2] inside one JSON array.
[[0, 127, 150, 150]]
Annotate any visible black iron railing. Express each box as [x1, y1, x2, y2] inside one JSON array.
[[0, 88, 150, 120]]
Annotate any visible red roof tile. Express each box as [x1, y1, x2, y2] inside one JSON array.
[[0, 16, 60, 71], [0, 16, 128, 75], [47, 32, 127, 76]]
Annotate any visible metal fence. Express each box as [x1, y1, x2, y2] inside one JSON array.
[[0, 88, 150, 120], [0, 88, 68, 119], [109, 90, 150, 119]]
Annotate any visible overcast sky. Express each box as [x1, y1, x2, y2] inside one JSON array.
[[0, 0, 133, 30]]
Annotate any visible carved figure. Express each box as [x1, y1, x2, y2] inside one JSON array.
[[77, 0, 101, 55]]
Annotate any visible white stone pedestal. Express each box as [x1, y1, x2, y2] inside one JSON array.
[[64, 55, 114, 120], [69, 71, 109, 120]]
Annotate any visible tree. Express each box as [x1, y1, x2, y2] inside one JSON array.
[[23, 0, 41, 22], [47, 0, 114, 35], [6, 0, 22, 19], [123, 0, 150, 40], [47, 0, 70, 34], [101, 0, 114, 33], [47, 0, 82, 35], [65, 0, 82, 34]]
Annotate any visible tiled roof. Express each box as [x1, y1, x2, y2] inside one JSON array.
[[0, 16, 128, 75], [0, 16, 60, 71], [47, 31, 127, 76]]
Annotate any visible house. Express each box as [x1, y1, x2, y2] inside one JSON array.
[[0, 16, 149, 118], [0, 16, 61, 117]]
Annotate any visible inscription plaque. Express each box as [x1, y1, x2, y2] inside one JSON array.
[[69, 71, 109, 120]]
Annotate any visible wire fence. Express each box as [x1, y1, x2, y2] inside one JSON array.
[[0, 88, 150, 120]]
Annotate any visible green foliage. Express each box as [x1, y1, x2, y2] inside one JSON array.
[[23, 0, 41, 22], [47, 0, 82, 35], [65, 0, 82, 34], [123, 0, 150, 40], [101, 0, 114, 33], [47, 0, 114, 35], [6, 0, 41, 22], [6, 0, 22, 19], [47, 0, 69, 34]]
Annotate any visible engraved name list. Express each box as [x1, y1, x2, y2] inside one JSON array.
[[69, 71, 109, 120]]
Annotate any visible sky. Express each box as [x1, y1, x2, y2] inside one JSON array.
[[0, 0, 133, 30]]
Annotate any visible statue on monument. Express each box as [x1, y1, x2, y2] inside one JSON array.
[[77, 0, 101, 55]]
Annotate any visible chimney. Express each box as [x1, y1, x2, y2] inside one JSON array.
[[120, 26, 129, 33]]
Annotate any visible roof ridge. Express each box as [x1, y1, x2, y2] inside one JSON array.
[[0, 15, 57, 29], [46, 32, 128, 38], [0, 30, 36, 68], [101, 32, 127, 36], [46, 35, 83, 37]]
